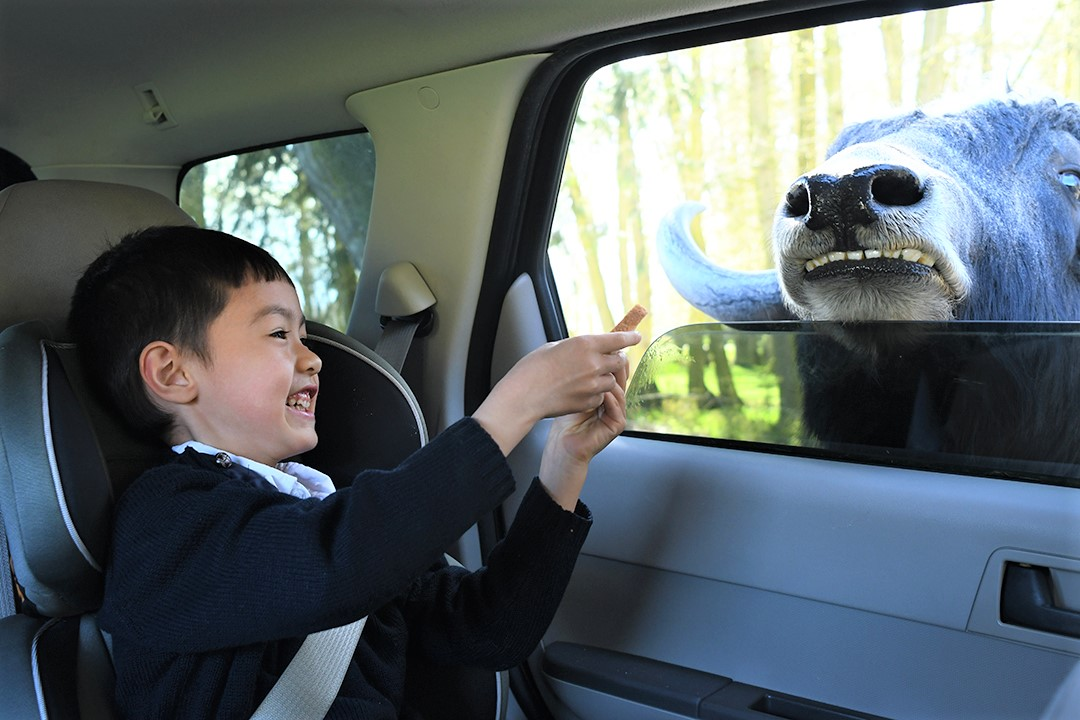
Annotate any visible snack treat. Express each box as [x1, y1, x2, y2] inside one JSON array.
[[611, 304, 647, 332]]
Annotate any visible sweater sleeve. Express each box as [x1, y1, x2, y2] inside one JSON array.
[[401, 476, 592, 671], [98, 418, 515, 653]]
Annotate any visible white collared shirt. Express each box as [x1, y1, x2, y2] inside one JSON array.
[[172, 440, 337, 500]]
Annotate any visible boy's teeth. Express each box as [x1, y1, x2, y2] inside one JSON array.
[[287, 392, 311, 410]]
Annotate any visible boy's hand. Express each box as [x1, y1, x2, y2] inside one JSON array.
[[544, 346, 629, 463], [472, 331, 640, 458], [537, 348, 630, 510]]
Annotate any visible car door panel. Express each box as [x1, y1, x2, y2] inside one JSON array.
[[492, 282, 1080, 720]]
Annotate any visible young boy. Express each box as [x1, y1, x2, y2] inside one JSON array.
[[68, 225, 639, 719]]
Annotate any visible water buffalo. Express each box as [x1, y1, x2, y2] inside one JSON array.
[[658, 95, 1080, 322]]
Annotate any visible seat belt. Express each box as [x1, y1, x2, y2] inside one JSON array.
[[250, 616, 367, 720], [373, 262, 436, 373]]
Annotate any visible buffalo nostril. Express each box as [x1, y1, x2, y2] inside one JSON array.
[[869, 169, 923, 207], [784, 182, 811, 218]]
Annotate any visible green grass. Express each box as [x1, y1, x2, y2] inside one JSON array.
[[627, 338, 803, 445]]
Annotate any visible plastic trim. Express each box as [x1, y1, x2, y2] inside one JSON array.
[[39, 342, 100, 573], [30, 617, 59, 719]]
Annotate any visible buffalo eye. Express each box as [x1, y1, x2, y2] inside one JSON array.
[[1060, 170, 1080, 201]]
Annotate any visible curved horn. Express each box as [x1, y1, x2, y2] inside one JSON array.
[[657, 203, 790, 321]]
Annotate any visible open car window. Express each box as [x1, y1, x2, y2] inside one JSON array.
[[548, 0, 1080, 484], [179, 132, 376, 330]]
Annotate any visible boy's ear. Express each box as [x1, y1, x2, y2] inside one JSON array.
[[139, 341, 198, 405]]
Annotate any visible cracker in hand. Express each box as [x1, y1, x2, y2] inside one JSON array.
[[611, 304, 647, 332]]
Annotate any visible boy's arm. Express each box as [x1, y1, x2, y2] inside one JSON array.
[[401, 339, 632, 665], [403, 475, 592, 671], [99, 418, 515, 654], [471, 331, 640, 459]]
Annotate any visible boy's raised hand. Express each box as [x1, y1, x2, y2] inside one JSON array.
[[537, 346, 630, 510], [472, 331, 641, 459]]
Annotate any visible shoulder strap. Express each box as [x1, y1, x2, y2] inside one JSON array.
[[250, 616, 367, 720], [375, 317, 427, 373], [372, 262, 436, 373]]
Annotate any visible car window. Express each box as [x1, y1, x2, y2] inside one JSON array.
[[628, 321, 1080, 486], [179, 132, 375, 330], [548, 0, 1080, 483]]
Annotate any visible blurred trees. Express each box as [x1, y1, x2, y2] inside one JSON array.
[[179, 135, 375, 330]]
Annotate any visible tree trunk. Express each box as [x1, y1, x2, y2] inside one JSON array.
[[564, 159, 615, 332], [293, 136, 375, 274], [822, 25, 844, 143], [880, 16, 904, 107], [771, 334, 802, 441], [745, 36, 778, 256], [791, 28, 817, 173], [917, 9, 949, 105], [661, 50, 742, 406], [612, 66, 652, 344], [659, 52, 705, 246]]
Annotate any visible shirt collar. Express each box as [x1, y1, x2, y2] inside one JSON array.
[[171, 440, 336, 500]]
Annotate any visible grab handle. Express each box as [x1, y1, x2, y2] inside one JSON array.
[[1001, 563, 1080, 639]]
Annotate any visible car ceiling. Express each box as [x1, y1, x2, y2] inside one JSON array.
[[0, 0, 757, 172]]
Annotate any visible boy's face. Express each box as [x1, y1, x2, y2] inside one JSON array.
[[176, 279, 321, 465]]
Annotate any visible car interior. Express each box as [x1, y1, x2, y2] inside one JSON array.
[[3, 0, 1080, 718]]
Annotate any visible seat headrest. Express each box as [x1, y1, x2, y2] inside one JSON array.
[[0, 180, 195, 337], [0, 320, 425, 618]]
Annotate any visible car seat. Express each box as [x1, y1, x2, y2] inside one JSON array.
[[0, 179, 199, 717], [0, 180, 505, 718], [0, 179, 197, 338]]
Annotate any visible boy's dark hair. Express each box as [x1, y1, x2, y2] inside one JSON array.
[[68, 225, 293, 442]]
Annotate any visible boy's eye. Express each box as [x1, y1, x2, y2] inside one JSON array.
[[270, 330, 288, 339]]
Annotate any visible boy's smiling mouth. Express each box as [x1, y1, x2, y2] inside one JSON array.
[[286, 387, 317, 413]]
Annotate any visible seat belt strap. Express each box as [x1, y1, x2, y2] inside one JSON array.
[[373, 262, 435, 374], [374, 317, 423, 374], [250, 616, 367, 720]]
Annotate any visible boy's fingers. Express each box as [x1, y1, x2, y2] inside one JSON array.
[[588, 330, 641, 353]]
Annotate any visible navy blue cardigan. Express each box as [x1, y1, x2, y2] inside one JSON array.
[[97, 418, 591, 719]]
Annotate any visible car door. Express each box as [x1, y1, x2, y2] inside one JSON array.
[[474, 1, 1080, 718]]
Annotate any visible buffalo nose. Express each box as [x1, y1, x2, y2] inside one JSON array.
[[783, 164, 924, 235]]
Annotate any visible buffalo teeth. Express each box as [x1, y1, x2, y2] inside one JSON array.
[[803, 247, 937, 273]]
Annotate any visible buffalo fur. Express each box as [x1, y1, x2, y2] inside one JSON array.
[[808, 96, 1080, 321]]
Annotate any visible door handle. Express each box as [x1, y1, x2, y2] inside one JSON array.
[[1001, 563, 1080, 639]]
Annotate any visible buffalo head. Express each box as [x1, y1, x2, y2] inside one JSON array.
[[659, 96, 1080, 322]]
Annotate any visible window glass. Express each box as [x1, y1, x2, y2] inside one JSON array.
[[179, 133, 375, 330], [628, 321, 1080, 487], [549, 0, 1080, 480]]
